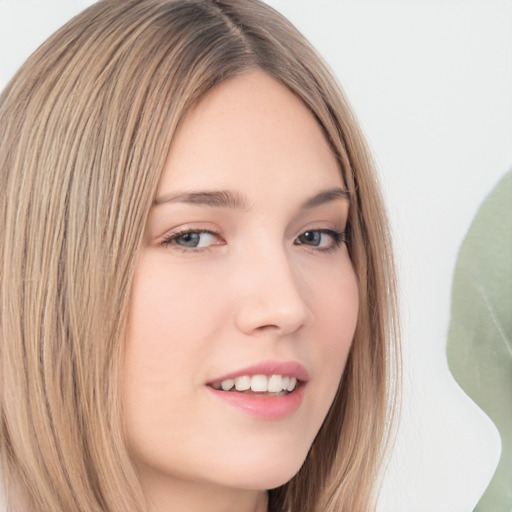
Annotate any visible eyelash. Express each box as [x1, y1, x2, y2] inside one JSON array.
[[294, 228, 347, 253], [160, 228, 348, 253], [161, 228, 222, 253]]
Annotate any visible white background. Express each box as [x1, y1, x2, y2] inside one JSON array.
[[1, 1, 511, 511]]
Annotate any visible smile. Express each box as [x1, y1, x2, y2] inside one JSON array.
[[210, 374, 298, 394], [206, 362, 308, 419]]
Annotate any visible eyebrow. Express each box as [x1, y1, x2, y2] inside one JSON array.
[[301, 187, 350, 209], [153, 187, 349, 210], [154, 190, 249, 209]]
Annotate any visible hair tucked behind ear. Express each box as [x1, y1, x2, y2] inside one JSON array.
[[0, 1, 399, 511]]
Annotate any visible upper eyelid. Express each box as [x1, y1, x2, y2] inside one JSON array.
[[160, 227, 221, 242], [160, 226, 345, 251], [295, 228, 346, 244], [158, 220, 345, 237], [158, 224, 220, 240]]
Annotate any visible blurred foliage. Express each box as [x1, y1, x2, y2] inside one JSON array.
[[447, 171, 512, 512]]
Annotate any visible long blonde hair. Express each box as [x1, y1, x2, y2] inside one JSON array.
[[0, 1, 399, 511]]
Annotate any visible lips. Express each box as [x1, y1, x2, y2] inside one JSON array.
[[206, 361, 308, 419]]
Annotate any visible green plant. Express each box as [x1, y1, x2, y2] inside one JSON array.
[[447, 171, 512, 512]]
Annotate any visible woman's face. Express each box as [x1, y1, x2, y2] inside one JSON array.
[[123, 70, 359, 510]]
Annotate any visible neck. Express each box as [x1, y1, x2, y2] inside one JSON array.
[[141, 474, 268, 512]]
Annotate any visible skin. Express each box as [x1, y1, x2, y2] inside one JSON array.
[[123, 70, 359, 512]]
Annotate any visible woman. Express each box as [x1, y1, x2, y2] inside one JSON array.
[[0, 1, 399, 511]]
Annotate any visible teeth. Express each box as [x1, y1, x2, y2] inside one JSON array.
[[286, 377, 297, 392], [268, 375, 282, 392], [251, 375, 268, 392], [234, 376, 251, 391], [216, 374, 298, 393], [221, 379, 235, 391]]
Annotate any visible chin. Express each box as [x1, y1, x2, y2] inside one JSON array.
[[214, 444, 310, 491]]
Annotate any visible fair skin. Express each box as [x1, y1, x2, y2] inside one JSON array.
[[123, 70, 359, 512]]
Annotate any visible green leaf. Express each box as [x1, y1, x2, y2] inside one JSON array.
[[447, 171, 512, 512]]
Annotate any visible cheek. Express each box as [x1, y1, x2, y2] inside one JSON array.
[[308, 257, 359, 394], [308, 252, 359, 335], [122, 255, 232, 465], [122, 254, 228, 418], [125, 254, 228, 362]]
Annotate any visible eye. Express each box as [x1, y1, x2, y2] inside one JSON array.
[[161, 229, 223, 251], [294, 229, 346, 251]]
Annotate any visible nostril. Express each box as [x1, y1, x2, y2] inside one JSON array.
[[254, 324, 280, 332]]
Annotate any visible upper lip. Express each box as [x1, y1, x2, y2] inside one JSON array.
[[208, 360, 309, 385]]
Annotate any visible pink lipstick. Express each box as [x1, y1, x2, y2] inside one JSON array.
[[206, 361, 308, 420]]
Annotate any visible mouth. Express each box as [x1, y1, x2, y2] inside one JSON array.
[[208, 374, 301, 396], [206, 372, 306, 419]]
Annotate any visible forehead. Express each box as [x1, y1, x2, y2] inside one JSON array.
[[159, 70, 342, 194]]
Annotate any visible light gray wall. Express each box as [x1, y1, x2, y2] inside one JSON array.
[[1, 1, 510, 511]]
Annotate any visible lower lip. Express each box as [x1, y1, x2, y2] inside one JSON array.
[[206, 384, 306, 420]]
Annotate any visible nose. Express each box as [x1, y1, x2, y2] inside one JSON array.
[[233, 247, 312, 336]]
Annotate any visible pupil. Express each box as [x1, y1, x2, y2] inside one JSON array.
[[303, 231, 320, 245], [179, 233, 200, 247]]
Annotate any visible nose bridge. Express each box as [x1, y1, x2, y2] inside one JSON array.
[[233, 238, 311, 335]]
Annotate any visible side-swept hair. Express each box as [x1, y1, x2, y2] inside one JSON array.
[[0, 1, 399, 511]]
